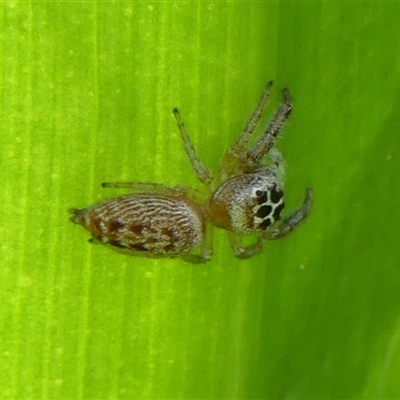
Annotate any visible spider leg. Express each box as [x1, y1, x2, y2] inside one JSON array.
[[222, 81, 273, 177], [227, 81, 273, 157], [101, 181, 208, 203], [102, 181, 175, 192], [172, 107, 214, 189], [227, 232, 264, 259], [265, 147, 285, 184], [101, 181, 187, 198], [246, 88, 293, 170], [264, 188, 312, 240], [182, 224, 214, 263]]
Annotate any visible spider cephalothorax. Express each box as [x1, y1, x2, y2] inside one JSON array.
[[208, 172, 285, 234]]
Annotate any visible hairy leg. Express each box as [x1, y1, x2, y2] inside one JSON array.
[[172, 107, 214, 188]]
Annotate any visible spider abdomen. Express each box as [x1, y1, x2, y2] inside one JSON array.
[[70, 194, 205, 256]]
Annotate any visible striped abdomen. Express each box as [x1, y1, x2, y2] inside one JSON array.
[[70, 193, 205, 256]]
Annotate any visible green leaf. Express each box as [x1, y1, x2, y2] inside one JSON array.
[[1, 2, 400, 399]]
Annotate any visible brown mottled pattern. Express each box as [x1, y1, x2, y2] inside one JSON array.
[[74, 194, 205, 256]]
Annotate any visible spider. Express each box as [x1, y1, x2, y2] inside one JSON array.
[[70, 81, 312, 263]]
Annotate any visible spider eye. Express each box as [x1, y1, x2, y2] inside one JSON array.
[[270, 186, 284, 203], [255, 190, 268, 204], [273, 202, 285, 221], [256, 204, 272, 218]]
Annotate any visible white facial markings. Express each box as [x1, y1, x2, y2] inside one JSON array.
[[252, 185, 285, 231]]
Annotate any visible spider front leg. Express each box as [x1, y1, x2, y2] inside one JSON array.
[[172, 107, 214, 189], [245, 88, 293, 171], [227, 82, 274, 156], [265, 188, 313, 240], [222, 81, 273, 178]]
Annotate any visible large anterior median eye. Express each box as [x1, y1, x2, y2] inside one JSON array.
[[252, 184, 285, 231]]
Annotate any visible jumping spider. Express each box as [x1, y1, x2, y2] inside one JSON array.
[[70, 81, 312, 263]]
